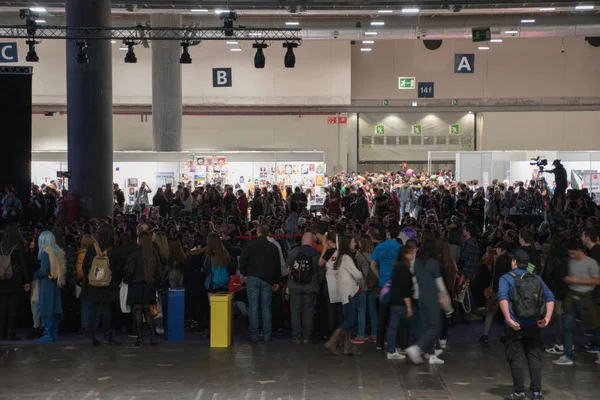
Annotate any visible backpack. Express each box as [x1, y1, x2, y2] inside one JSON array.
[[205, 258, 230, 290], [290, 251, 315, 284], [88, 244, 112, 288], [379, 279, 392, 305], [0, 244, 17, 280], [509, 271, 546, 318]]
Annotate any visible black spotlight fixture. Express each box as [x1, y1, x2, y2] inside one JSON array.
[[25, 39, 39, 62], [220, 11, 237, 37], [253, 42, 268, 68], [124, 41, 137, 63], [180, 42, 192, 64], [283, 42, 298, 68], [76, 40, 89, 64]]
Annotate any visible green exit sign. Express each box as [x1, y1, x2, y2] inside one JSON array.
[[382, 99, 389, 107], [376, 124, 385, 135], [412, 125, 422, 135], [472, 27, 491, 42], [450, 124, 460, 135], [398, 77, 415, 90]]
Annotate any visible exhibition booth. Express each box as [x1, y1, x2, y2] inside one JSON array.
[[428, 150, 600, 200], [32, 150, 327, 205]]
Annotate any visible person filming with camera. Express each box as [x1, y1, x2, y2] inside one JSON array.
[[545, 160, 568, 211]]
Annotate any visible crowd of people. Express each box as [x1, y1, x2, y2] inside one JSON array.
[[0, 158, 599, 400]]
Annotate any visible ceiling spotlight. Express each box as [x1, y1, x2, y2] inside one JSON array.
[[253, 42, 268, 68], [283, 42, 298, 68], [25, 39, 39, 62], [521, 19, 535, 23], [355, 21, 362, 28], [451, 5, 463, 12], [124, 41, 137, 63], [220, 11, 237, 36], [180, 42, 192, 64], [76, 41, 89, 64]]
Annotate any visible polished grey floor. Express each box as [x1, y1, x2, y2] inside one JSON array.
[[0, 341, 597, 400]]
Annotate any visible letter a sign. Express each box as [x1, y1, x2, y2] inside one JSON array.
[[454, 54, 474, 74]]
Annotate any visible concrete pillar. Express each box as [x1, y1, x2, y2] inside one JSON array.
[[66, 0, 113, 217], [151, 14, 183, 152]]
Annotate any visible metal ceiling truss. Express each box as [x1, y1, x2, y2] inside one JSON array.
[[0, 25, 302, 42]]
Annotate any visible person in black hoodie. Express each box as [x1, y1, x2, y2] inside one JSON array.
[[519, 228, 541, 274], [0, 224, 29, 341], [542, 233, 569, 355], [124, 231, 161, 346], [286, 232, 320, 344], [240, 224, 281, 343], [82, 224, 121, 346], [183, 235, 208, 333]]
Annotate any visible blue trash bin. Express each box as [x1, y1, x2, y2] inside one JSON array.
[[165, 287, 185, 341]]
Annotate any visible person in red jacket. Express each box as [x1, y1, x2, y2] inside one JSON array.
[[237, 189, 249, 222]]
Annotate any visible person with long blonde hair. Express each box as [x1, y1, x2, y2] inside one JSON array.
[[34, 231, 66, 343]]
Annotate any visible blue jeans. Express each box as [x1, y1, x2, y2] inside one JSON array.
[[247, 276, 273, 340], [387, 305, 408, 354], [400, 201, 410, 221], [417, 298, 441, 356], [340, 294, 358, 331], [357, 290, 378, 338], [80, 299, 101, 330], [563, 295, 600, 359]]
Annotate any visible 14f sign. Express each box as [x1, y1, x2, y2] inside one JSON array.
[[0, 42, 18, 63], [454, 54, 474, 74], [212, 68, 232, 87]]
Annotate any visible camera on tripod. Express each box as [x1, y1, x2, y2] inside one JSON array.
[[530, 156, 548, 172]]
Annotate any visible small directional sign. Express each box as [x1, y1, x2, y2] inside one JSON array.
[[472, 27, 491, 42]]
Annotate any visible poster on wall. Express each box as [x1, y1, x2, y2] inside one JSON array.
[[127, 178, 139, 188], [316, 163, 324, 175], [206, 157, 214, 166], [196, 157, 205, 166], [573, 170, 600, 204], [285, 165, 292, 175], [278, 165, 285, 175], [154, 172, 175, 191]]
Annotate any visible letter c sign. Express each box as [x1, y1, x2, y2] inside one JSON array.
[[0, 42, 18, 63]]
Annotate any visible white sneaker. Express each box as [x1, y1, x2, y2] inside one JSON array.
[[545, 344, 564, 355], [396, 348, 407, 355], [387, 351, 406, 360], [552, 355, 574, 366], [428, 355, 445, 365], [425, 349, 443, 359], [439, 339, 447, 349], [406, 345, 424, 364]]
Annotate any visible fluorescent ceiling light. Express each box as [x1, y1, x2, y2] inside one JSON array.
[[371, 21, 385, 26], [248, 32, 263, 37], [575, 5, 594, 10], [521, 19, 535, 23], [36, 20, 46, 23], [505, 30, 519, 34], [285, 21, 299, 26], [411, 101, 418, 107], [490, 39, 503, 43], [362, 40, 375, 44], [226, 41, 238, 45], [29, 7, 46, 12], [539, 7, 555, 11], [478, 46, 490, 50], [191, 9, 208, 12], [378, 10, 393, 13], [111, 40, 117, 44], [119, 47, 128, 51], [215, 9, 230, 14], [230, 48, 242, 52], [360, 48, 372, 52], [365, 31, 378, 35], [402, 8, 420, 13]]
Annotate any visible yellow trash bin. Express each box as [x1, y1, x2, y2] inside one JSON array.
[[209, 293, 234, 348]]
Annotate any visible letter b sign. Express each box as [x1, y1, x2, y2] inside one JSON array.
[[213, 68, 232, 87]]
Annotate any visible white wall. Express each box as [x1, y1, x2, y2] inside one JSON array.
[[17, 40, 351, 105], [32, 113, 349, 172], [480, 111, 600, 151], [352, 37, 600, 100]]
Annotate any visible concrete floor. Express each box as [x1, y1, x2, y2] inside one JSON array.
[[0, 342, 597, 400]]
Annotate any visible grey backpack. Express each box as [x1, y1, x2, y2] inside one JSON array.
[[0, 244, 18, 280]]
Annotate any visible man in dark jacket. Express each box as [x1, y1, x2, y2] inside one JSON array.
[[240, 224, 281, 343], [519, 228, 541, 274], [286, 232, 320, 344]]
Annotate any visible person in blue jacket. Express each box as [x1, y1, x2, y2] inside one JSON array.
[[34, 231, 66, 344], [498, 249, 555, 400]]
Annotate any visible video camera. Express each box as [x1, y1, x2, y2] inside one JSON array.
[[530, 156, 548, 172]]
